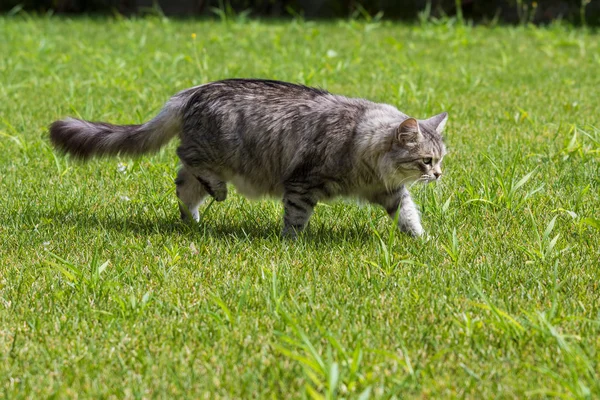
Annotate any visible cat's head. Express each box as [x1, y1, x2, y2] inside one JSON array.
[[379, 112, 447, 187]]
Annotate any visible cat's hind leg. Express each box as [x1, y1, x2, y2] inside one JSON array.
[[281, 188, 318, 239], [184, 166, 228, 202], [175, 167, 208, 222]]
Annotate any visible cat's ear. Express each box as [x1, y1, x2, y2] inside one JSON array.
[[425, 112, 448, 134], [397, 118, 421, 143]]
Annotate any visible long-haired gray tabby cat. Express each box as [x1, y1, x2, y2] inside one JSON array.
[[50, 79, 447, 238]]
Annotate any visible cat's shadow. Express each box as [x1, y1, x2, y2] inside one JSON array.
[[44, 207, 375, 244]]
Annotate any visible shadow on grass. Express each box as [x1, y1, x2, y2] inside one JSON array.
[[39, 207, 376, 244]]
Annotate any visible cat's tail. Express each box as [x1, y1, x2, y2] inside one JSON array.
[[49, 97, 184, 159]]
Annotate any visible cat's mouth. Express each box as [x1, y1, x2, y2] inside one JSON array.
[[384, 169, 437, 188], [419, 174, 438, 184]]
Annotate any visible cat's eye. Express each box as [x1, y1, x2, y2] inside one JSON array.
[[423, 157, 433, 165]]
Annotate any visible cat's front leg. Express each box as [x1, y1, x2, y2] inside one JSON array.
[[396, 187, 424, 237], [373, 186, 424, 237]]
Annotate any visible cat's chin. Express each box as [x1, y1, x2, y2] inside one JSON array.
[[383, 175, 419, 189], [419, 175, 438, 184], [398, 175, 436, 186]]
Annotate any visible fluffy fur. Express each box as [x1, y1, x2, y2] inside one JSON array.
[[50, 79, 448, 238]]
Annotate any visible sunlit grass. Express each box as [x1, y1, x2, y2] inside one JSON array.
[[0, 15, 599, 398]]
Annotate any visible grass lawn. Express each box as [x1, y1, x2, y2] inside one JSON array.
[[1, 14, 599, 398]]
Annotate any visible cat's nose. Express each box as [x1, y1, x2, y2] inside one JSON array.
[[434, 171, 442, 179]]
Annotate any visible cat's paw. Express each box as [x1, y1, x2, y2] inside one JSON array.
[[281, 225, 303, 240], [179, 205, 200, 223], [399, 223, 424, 237]]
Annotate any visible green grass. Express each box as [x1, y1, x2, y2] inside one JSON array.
[[1, 14, 599, 398]]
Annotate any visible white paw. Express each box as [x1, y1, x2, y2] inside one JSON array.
[[180, 206, 200, 222], [411, 225, 424, 237], [399, 223, 424, 237]]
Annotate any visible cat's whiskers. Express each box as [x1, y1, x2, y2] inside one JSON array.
[[408, 175, 431, 188], [385, 173, 421, 192]]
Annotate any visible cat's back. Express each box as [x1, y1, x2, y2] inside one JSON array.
[[189, 79, 329, 101], [179, 79, 369, 116], [175, 79, 397, 197]]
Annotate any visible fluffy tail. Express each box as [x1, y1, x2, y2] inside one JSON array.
[[49, 98, 183, 159]]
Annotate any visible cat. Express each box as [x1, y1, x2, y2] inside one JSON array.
[[49, 79, 447, 238]]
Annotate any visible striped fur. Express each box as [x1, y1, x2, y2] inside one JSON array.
[[49, 79, 448, 237], [49, 97, 184, 158]]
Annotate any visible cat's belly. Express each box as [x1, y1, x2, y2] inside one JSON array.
[[229, 175, 283, 199]]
